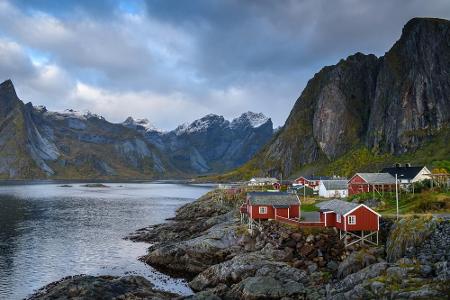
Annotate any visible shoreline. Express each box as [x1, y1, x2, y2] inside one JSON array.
[[28, 190, 450, 299]]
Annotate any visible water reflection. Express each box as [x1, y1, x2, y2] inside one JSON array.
[[0, 182, 213, 299]]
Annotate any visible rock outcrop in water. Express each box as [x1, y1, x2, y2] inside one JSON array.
[[0, 80, 273, 179], [28, 275, 179, 300]]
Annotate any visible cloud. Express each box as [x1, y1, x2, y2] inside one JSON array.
[[68, 82, 211, 129], [0, 0, 449, 129]]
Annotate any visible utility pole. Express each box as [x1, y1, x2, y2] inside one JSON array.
[[280, 173, 283, 191], [395, 173, 399, 220]]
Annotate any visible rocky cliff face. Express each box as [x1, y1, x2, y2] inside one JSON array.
[[367, 18, 450, 154], [0, 81, 273, 178], [253, 18, 450, 176], [0, 80, 174, 179]]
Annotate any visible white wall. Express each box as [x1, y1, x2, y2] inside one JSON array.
[[319, 182, 348, 198], [411, 167, 432, 183]]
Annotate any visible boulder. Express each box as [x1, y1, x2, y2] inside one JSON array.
[[337, 248, 378, 279], [329, 262, 388, 296], [386, 217, 437, 263], [299, 244, 316, 257], [189, 251, 303, 291], [143, 217, 240, 276], [226, 276, 305, 300], [28, 275, 178, 300]]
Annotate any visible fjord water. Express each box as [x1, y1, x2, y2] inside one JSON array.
[[0, 182, 213, 299]]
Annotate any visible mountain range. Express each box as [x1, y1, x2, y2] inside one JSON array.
[[227, 17, 450, 179], [1, 17, 449, 180], [0, 80, 273, 179]]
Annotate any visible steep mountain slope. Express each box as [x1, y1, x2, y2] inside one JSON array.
[[0, 80, 273, 179], [232, 17, 450, 179], [0, 80, 175, 179], [0, 80, 46, 178], [124, 112, 273, 173]]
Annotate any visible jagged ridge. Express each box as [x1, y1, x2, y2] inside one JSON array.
[[0, 81, 274, 179]]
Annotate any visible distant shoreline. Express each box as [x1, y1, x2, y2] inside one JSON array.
[[0, 178, 216, 186]]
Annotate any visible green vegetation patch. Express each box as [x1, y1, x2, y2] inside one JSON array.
[[386, 215, 436, 262]]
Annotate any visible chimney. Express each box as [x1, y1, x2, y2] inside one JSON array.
[[405, 163, 411, 167], [395, 163, 401, 168]]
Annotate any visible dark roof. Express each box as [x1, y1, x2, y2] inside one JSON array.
[[354, 173, 396, 184], [381, 166, 428, 180], [321, 180, 348, 190], [247, 192, 299, 206], [316, 199, 359, 215]]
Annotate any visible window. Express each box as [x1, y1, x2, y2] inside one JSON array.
[[259, 206, 268, 214], [348, 215, 356, 225], [336, 214, 341, 223]]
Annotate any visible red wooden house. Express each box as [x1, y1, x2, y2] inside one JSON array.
[[317, 199, 380, 232], [348, 173, 396, 196], [241, 192, 300, 220], [294, 176, 330, 191]]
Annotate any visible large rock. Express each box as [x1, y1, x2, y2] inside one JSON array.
[[189, 251, 306, 291], [337, 248, 381, 279], [226, 275, 305, 300], [143, 216, 241, 276], [329, 262, 388, 296], [386, 217, 437, 262], [28, 275, 179, 300]]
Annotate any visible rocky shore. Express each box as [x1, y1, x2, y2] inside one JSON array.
[[29, 190, 450, 299], [127, 191, 449, 299], [28, 275, 179, 300]]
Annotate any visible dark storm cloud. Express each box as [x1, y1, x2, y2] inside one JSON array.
[[0, 0, 449, 129]]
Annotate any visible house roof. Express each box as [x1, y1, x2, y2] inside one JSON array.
[[297, 175, 331, 181], [320, 180, 348, 190], [316, 199, 359, 216], [381, 166, 429, 180], [247, 192, 299, 206], [353, 173, 396, 184], [249, 177, 278, 183], [317, 199, 381, 217]]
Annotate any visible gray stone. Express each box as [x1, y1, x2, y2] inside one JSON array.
[[386, 266, 408, 280]]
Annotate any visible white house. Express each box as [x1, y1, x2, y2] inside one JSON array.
[[318, 180, 348, 198], [248, 177, 279, 186], [381, 165, 431, 184]]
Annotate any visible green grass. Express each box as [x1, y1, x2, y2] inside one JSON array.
[[349, 190, 450, 215], [301, 203, 320, 212]]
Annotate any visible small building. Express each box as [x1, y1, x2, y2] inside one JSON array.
[[243, 192, 300, 220], [381, 164, 431, 184], [248, 177, 279, 186], [319, 180, 348, 198], [294, 176, 330, 191], [348, 173, 396, 196], [289, 185, 315, 196], [317, 199, 381, 232]]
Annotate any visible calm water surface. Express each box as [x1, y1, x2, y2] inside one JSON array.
[[0, 182, 213, 299]]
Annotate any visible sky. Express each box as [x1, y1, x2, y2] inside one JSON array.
[[0, 0, 449, 130]]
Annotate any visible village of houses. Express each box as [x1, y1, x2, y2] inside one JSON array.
[[220, 164, 448, 247]]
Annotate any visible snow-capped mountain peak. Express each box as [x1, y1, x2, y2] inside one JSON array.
[[231, 111, 270, 128], [175, 114, 228, 135], [122, 116, 162, 132]]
